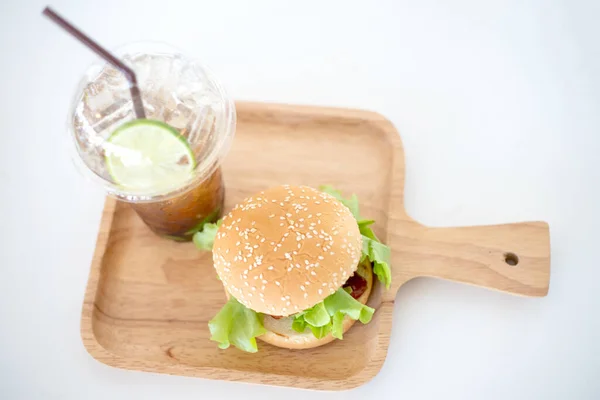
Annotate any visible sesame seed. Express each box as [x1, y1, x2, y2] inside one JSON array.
[[318, 256, 324, 260], [318, 289, 323, 295], [268, 266, 274, 270], [300, 285, 305, 291], [304, 293, 308, 298], [311, 271, 316, 276], [275, 281, 281, 286]]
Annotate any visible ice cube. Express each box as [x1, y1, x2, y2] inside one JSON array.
[[165, 101, 194, 131]]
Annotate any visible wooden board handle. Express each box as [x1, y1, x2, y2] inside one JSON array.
[[390, 221, 550, 298]]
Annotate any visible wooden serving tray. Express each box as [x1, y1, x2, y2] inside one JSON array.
[[81, 102, 551, 390]]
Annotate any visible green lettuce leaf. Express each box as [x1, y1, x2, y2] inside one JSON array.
[[291, 316, 307, 333], [331, 311, 345, 339], [358, 219, 379, 240], [303, 302, 330, 327], [295, 288, 375, 340], [360, 236, 369, 263], [208, 296, 266, 353], [324, 288, 374, 325], [310, 323, 332, 339], [192, 220, 221, 251], [363, 235, 392, 289]]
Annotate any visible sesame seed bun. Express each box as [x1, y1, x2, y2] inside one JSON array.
[[259, 260, 373, 349], [212, 185, 362, 316]]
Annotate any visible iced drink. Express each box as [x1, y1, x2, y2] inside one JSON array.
[[69, 43, 235, 240]]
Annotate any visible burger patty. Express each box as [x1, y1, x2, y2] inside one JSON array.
[[343, 270, 368, 299], [269, 261, 371, 319]]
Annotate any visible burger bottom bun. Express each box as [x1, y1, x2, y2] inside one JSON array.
[[258, 261, 374, 350]]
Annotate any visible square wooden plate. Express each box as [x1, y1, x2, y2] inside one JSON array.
[[81, 102, 551, 390]]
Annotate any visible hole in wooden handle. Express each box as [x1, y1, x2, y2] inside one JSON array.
[[504, 252, 519, 266]]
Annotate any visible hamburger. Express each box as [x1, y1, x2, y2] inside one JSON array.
[[194, 185, 391, 352]]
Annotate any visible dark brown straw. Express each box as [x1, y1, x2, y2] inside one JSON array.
[[43, 7, 146, 119]]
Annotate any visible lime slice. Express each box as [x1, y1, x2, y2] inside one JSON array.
[[105, 120, 195, 193]]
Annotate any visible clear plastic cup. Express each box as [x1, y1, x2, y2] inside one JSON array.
[[69, 42, 235, 241]]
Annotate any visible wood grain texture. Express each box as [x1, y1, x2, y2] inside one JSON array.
[[81, 102, 551, 390]]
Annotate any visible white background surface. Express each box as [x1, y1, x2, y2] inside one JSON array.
[[1, 0, 599, 399]]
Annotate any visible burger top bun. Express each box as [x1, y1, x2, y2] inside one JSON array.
[[212, 185, 362, 316]]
